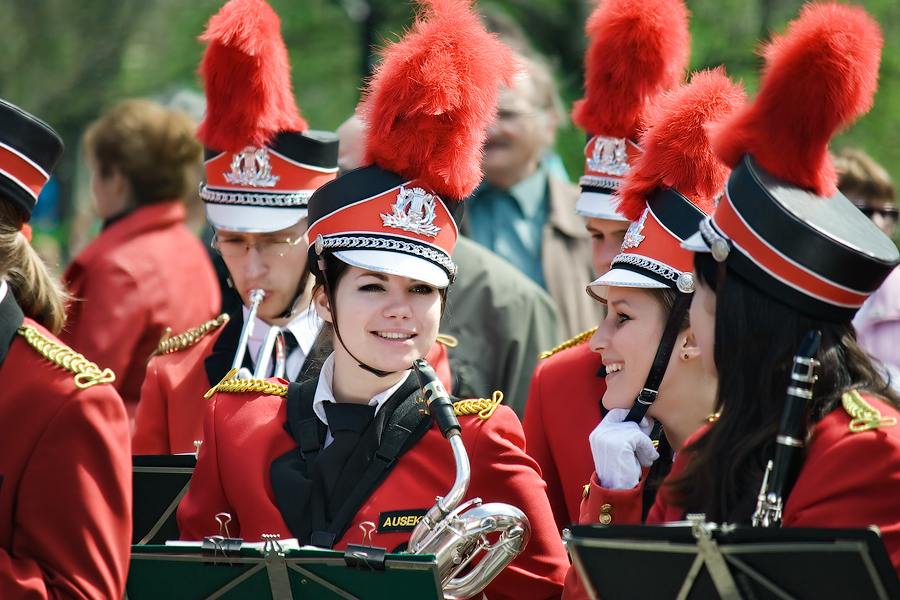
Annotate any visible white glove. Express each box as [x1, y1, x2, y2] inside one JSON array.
[[589, 408, 659, 490]]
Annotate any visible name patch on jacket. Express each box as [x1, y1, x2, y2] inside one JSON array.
[[377, 509, 427, 533]]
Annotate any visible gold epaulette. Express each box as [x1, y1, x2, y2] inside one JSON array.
[[18, 325, 116, 389], [204, 367, 287, 399], [538, 327, 597, 360], [153, 314, 230, 357], [842, 389, 898, 433], [452, 391, 503, 420], [436, 333, 458, 348]]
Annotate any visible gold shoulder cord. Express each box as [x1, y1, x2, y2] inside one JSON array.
[[538, 327, 597, 360], [18, 325, 115, 389], [843, 390, 897, 433], [436, 333, 459, 348], [153, 314, 230, 357], [204, 367, 288, 399], [453, 390, 503, 420]]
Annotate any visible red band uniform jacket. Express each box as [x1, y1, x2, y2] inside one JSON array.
[[61, 201, 221, 417], [177, 372, 569, 600], [0, 291, 132, 600], [523, 341, 606, 532], [562, 394, 900, 598], [133, 312, 454, 455]]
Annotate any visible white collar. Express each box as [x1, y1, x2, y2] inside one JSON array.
[[241, 303, 322, 378], [0, 280, 7, 303], [312, 352, 411, 427]]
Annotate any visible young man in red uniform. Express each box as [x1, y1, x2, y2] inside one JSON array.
[[0, 99, 132, 600], [522, 0, 690, 532]]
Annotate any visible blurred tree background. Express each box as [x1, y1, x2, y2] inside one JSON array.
[[1, 0, 898, 264]]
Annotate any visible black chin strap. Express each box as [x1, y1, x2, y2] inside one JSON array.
[[318, 255, 396, 378], [277, 269, 312, 320], [625, 291, 692, 423]]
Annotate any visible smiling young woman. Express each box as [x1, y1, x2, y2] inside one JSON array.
[[175, 1, 569, 598]]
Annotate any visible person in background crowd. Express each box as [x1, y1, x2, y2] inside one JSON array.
[[0, 98, 131, 600], [60, 98, 220, 422], [570, 6, 900, 596], [178, 2, 569, 599], [336, 114, 561, 417], [523, 0, 690, 532], [463, 54, 598, 339], [834, 147, 900, 372]]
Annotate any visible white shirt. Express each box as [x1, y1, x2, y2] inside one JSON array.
[[312, 352, 411, 446], [242, 303, 322, 380], [0, 280, 7, 303]]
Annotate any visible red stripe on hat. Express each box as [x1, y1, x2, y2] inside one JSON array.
[[713, 193, 868, 308], [0, 144, 49, 200], [204, 150, 336, 193], [618, 207, 693, 273], [308, 181, 457, 257]]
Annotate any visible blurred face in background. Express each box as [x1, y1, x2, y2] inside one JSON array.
[[481, 75, 557, 190], [848, 194, 899, 239], [587, 217, 629, 276]]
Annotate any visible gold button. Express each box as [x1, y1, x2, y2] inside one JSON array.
[[599, 503, 612, 525], [582, 484, 590, 499]]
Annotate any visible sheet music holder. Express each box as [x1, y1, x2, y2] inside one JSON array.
[[564, 515, 900, 600], [132, 454, 197, 545], [125, 539, 442, 600]]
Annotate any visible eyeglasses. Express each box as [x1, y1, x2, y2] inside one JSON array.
[[211, 235, 304, 258], [856, 205, 899, 224]]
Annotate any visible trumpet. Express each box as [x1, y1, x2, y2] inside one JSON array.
[[409, 359, 530, 600], [232, 288, 287, 380]]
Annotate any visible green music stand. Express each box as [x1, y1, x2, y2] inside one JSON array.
[[125, 539, 442, 600], [564, 515, 900, 600], [132, 454, 196, 545]]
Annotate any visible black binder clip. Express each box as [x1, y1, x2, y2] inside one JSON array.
[[344, 522, 386, 571], [202, 513, 243, 565]]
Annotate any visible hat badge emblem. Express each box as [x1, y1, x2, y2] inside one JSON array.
[[622, 207, 648, 249], [587, 136, 630, 177], [381, 186, 441, 238], [225, 146, 280, 188]]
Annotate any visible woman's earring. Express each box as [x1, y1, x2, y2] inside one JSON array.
[[683, 353, 690, 360]]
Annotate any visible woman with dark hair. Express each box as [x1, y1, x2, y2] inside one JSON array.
[[176, 1, 569, 598], [0, 99, 131, 599], [61, 98, 221, 420], [644, 1, 900, 575]]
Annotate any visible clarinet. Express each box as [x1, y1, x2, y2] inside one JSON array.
[[752, 330, 821, 527]]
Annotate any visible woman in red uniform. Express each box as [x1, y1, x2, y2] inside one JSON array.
[[570, 4, 900, 596], [177, 1, 569, 599], [522, 0, 690, 532], [0, 99, 131, 599], [61, 98, 221, 420]]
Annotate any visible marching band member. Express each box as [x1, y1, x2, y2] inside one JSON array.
[[0, 99, 131, 599], [60, 98, 220, 422], [655, 2, 900, 575], [177, 1, 569, 597], [523, 0, 690, 532]]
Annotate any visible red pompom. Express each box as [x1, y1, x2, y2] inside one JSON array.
[[710, 2, 882, 196], [617, 68, 746, 222], [197, 0, 307, 153], [571, 0, 691, 140], [359, 0, 520, 201]]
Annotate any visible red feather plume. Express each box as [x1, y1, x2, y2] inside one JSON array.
[[617, 68, 746, 222], [197, 0, 307, 153], [710, 2, 882, 196], [571, 0, 690, 140], [358, 0, 520, 201]]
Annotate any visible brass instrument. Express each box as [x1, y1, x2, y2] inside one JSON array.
[[232, 289, 287, 380], [752, 330, 821, 528], [409, 359, 531, 600]]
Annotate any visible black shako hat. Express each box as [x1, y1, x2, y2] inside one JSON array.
[[0, 99, 64, 221], [684, 3, 899, 322]]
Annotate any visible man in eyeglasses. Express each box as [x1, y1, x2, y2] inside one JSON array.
[[836, 147, 900, 375]]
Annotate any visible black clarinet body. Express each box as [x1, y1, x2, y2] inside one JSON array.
[[752, 330, 821, 528]]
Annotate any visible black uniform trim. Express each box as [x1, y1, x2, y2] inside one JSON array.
[[0, 288, 25, 373]]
